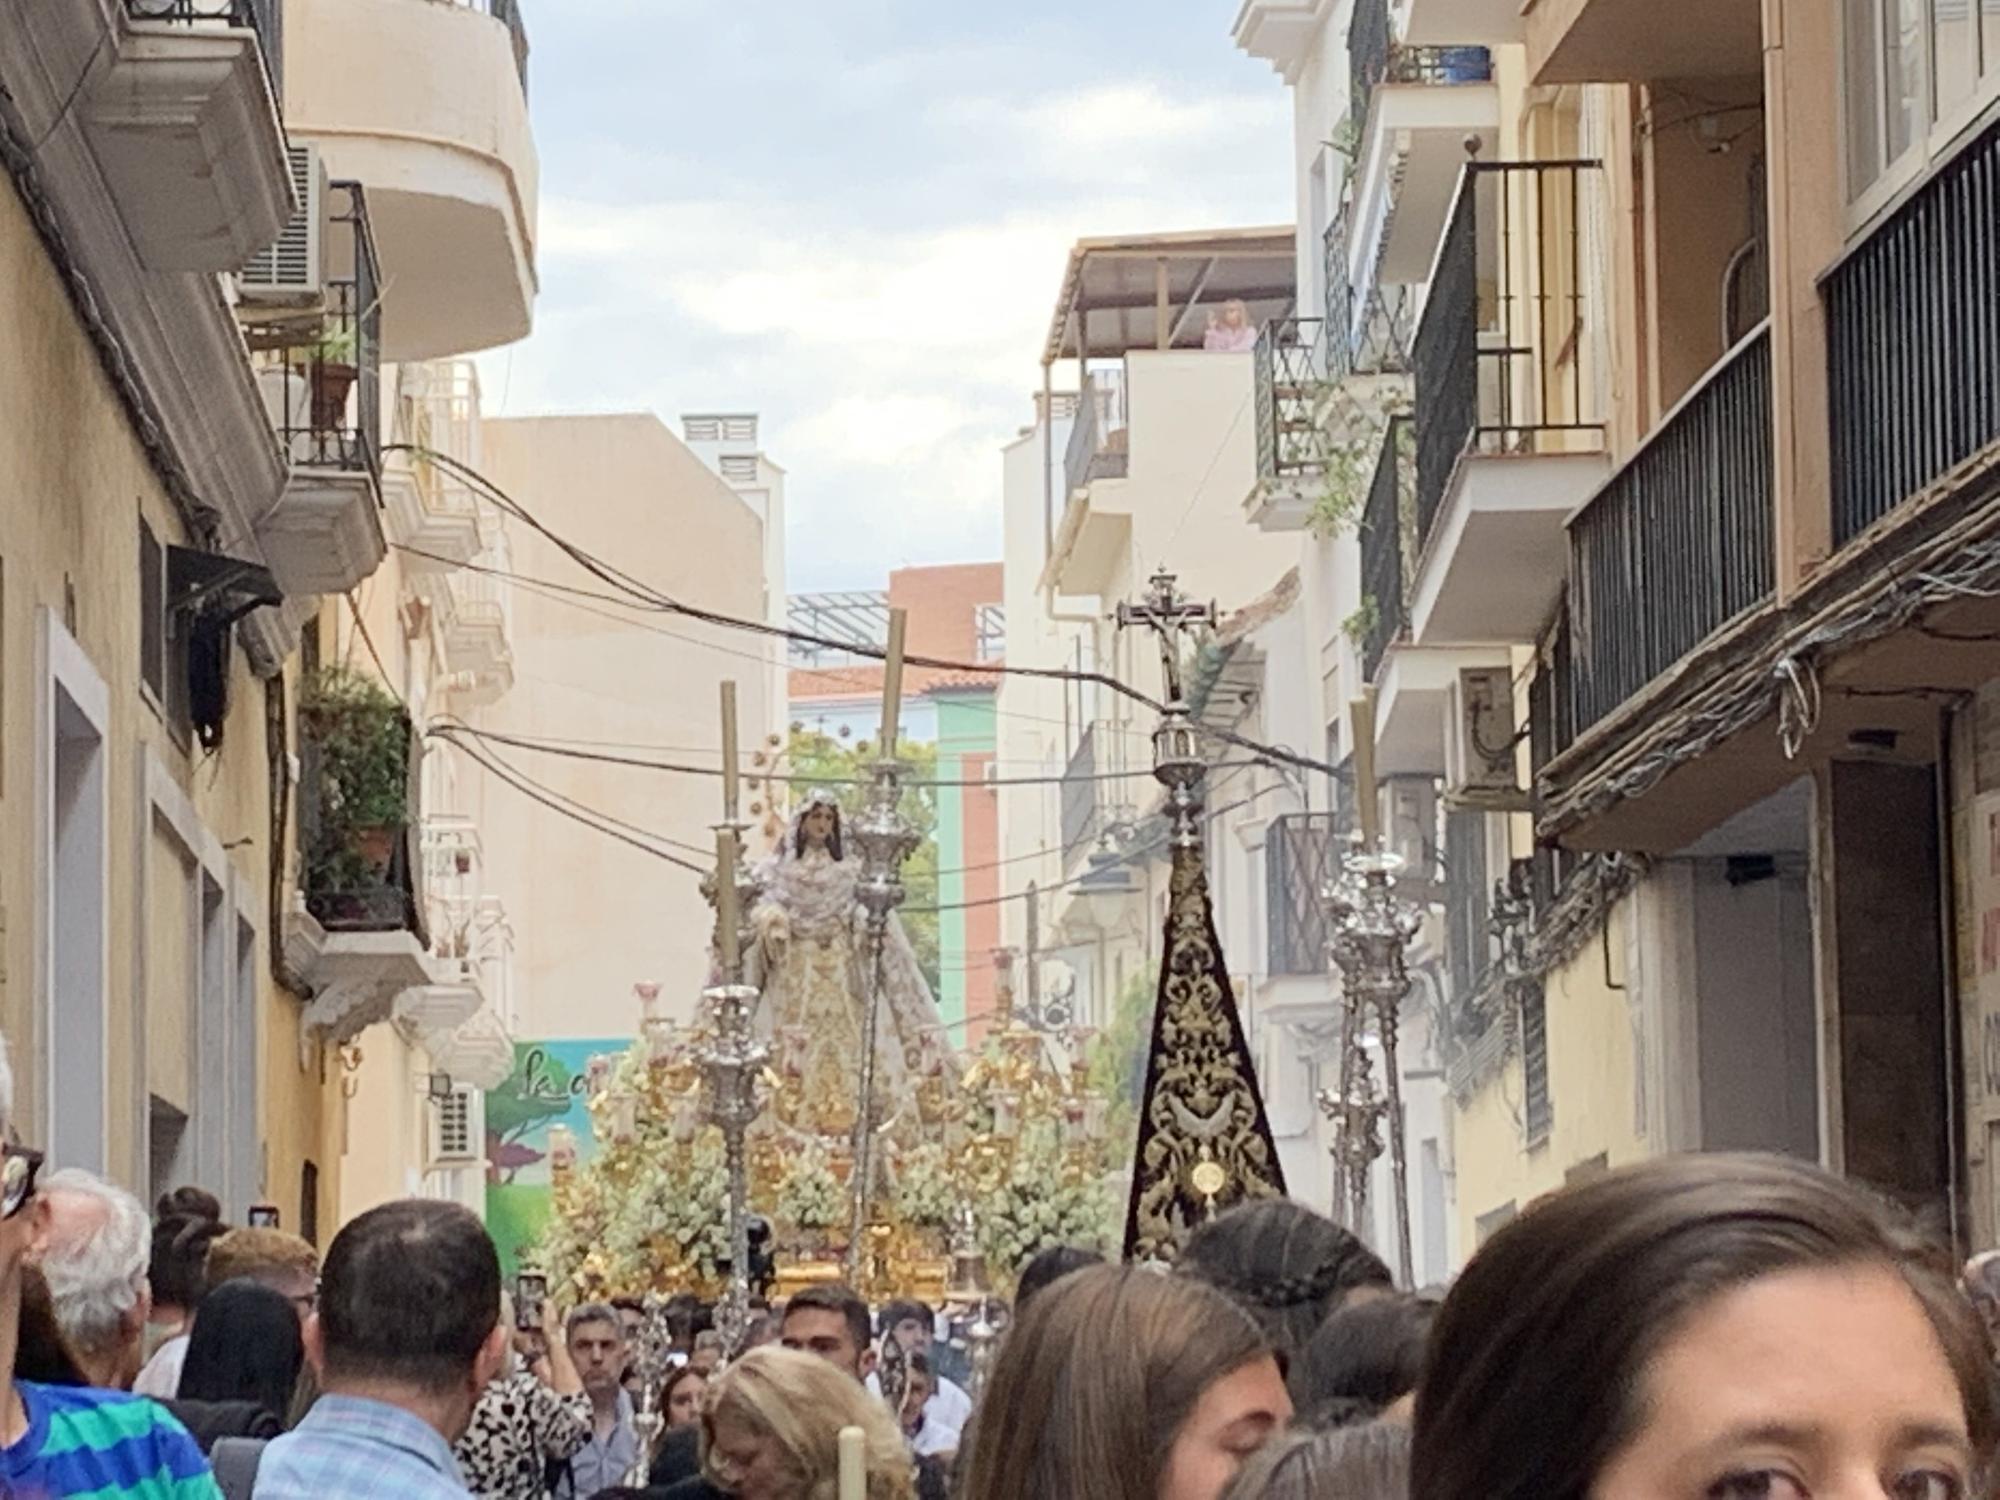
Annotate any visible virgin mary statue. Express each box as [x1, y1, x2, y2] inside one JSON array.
[[749, 790, 953, 1141]]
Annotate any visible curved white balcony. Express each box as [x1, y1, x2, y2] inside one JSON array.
[[282, 0, 538, 359]]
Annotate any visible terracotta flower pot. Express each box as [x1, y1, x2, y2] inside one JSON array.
[[311, 361, 358, 432]]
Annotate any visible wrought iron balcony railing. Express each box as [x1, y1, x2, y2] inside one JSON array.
[[1265, 813, 1340, 976], [1323, 208, 1414, 381], [487, 0, 530, 98], [1349, 0, 1491, 116], [1060, 722, 1104, 865], [127, 0, 284, 106], [1359, 416, 1414, 682], [298, 710, 424, 937], [252, 182, 383, 483], [1826, 117, 2000, 547], [1566, 326, 1775, 734], [1253, 318, 1327, 482], [1412, 160, 1603, 555], [1063, 372, 1128, 499]]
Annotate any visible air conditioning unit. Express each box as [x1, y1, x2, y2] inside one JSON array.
[[240, 144, 326, 307], [1382, 777, 1436, 877], [429, 1084, 482, 1168], [1445, 666, 1527, 807]]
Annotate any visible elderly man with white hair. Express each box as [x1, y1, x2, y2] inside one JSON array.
[[0, 1037, 221, 1497], [34, 1169, 153, 1390]]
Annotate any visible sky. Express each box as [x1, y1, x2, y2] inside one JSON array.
[[476, 0, 1293, 592]]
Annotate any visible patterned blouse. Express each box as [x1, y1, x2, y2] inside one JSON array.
[[453, 1370, 592, 1500]]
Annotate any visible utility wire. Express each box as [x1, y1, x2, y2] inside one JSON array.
[[386, 447, 1341, 782]]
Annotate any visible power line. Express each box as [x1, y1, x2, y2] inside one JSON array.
[[387, 448, 1340, 782]]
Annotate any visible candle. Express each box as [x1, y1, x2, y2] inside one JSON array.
[[720, 681, 741, 821], [878, 609, 908, 758], [838, 1426, 865, 1500], [716, 828, 739, 978]]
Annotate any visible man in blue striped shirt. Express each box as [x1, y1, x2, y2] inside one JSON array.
[[253, 1200, 507, 1500]]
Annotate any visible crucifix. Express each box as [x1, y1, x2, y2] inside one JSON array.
[[1117, 569, 1217, 846]]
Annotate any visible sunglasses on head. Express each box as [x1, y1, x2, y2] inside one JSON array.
[[1, 1145, 43, 1221]]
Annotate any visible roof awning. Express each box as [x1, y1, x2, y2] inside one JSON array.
[[1042, 227, 1299, 365]]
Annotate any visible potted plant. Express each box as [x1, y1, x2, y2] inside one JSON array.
[[300, 666, 410, 920], [308, 322, 362, 433]]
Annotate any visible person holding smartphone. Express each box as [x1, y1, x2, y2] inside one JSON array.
[[454, 1289, 589, 1500]]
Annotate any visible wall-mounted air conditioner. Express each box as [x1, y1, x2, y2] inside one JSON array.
[[1445, 666, 1527, 809], [428, 1084, 481, 1168], [240, 144, 326, 308]]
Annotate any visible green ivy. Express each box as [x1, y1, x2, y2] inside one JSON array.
[[1341, 596, 1381, 649]]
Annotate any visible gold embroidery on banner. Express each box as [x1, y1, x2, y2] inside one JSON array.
[[1125, 843, 1288, 1262]]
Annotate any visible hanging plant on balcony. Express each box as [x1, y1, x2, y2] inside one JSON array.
[[301, 666, 411, 919]]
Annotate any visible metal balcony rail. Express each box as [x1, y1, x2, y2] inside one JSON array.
[[1413, 160, 1603, 554], [254, 182, 383, 482], [1063, 372, 1128, 499], [126, 0, 284, 106], [1266, 813, 1339, 976], [1253, 318, 1327, 482], [486, 0, 531, 98], [1826, 117, 2000, 547], [1566, 325, 1774, 733], [1323, 209, 1414, 381], [1059, 723, 1102, 864], [1528, 611, 1578, 771], [1359, 416, 1414, 682], [298, 711, 424, 936], [1349, 0, 1491, 113]]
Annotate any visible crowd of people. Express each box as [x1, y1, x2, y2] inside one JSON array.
[[2, 1020, 2000, 1498]]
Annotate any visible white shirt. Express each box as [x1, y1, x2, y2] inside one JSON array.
[[133, 1333, 190, 1398], [869, 1371, 972, 1457]]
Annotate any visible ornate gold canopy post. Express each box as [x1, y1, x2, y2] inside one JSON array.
[[1118, 570, 1288, 1261]]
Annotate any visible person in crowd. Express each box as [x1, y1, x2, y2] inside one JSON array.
[[1178, 1199, 1392, 1362], [168, 1279, 303, 1452], [135, 1212, 226, 1398], [565, 1302, 636, 1496], [698, 1346, 913, 1500], [1413, 1153, 2000, 1500], [662, 1365, 708, 1432], [34, 1169, 154, 1391], [0, 1044, 219, 1497], [253, 1198, 507, 1499], [455, 1293, 589, 1500], [18, 1266, 89, 1386], [1216, 1421, 1411, 1500], [1012, 1245, 1103, 1314], [688, 1330, 725, 1378], [873, 1300, 968, 1457], [611, 1297, 647, 1400], [733, 1313, 778, 1359], [157, 1188, 223, 1225], [1287, 1293, 1434, 1427], [204, 1229, 319, 1323], [959, 1263, 1292, 1500], [892, 1352, 934, 1450], [1202, 299, 1260, 353]]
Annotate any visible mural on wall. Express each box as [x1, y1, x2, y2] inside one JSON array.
[[484, 1039, 626, 1278]]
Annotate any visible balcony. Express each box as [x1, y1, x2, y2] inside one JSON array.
[[80, 0, 292, 272], [1065, 372, 1129, 497], [1246, 318, 1326, 529], [1358, 417, 1415, 682], [385, 361, 487, 571], [394, 815, 513, 1087], [1409, 162, 1609, 647], [1565, 326, 1774, 733], [1526, 0, 1763, 85], [1348, 0, 1498, 291], [1266, 813, 1339, 975], [1232, 0, 1333, 79], [440, 542, 516, 704], [1060, 721, 1141, 875], [1403, 0, 1527, 46], [1826, 120, 2000, 550], [247, 181, 388, 598], [286, 687, 434, 1050], [283, 0, 539, 360]]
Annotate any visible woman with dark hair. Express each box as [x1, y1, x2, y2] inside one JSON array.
[[663, 1363, 709, 1431], [134, 1213, 228, 1397], [166, 1278, 303, 1451], [1217, 1421, 1411, 1500], [1013, 1245, 1104, 1313], [1414, 1153, 2000, 1500], [1178, 1199, 1393, 1361], [959, 1264, 1292, 1500], [1289, 1294, 1435, 1423]]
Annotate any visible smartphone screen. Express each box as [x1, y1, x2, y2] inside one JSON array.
[[247, 1205, 280, 1229], [516, 1272, 547, 1331]]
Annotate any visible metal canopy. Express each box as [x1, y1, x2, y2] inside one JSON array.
[[1041, 227, 1299, 365]]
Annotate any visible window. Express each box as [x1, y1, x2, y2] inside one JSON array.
[[1846, 0, 2000, 201], [139, 519, 164, 702]]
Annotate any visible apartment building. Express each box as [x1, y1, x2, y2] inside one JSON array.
[[0, 0, 538, 1241], [1240, 0, 2000, 1255]]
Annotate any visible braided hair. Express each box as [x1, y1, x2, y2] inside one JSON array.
[[1178, 1200, 1393, 1360]]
